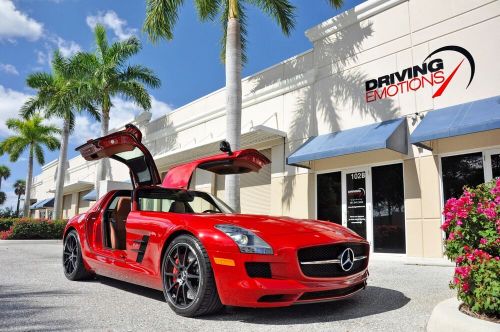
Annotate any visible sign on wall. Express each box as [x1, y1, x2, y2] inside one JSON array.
[[365, 45, 475, 103]]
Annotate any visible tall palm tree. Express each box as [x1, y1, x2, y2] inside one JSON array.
[[0, 116, 60, 216], [0, 165, 10, 190], [21, 51, 100, 220], [13, 179, 26, 216], [75, 24, 161, 196], [144, 0, 343, 211]]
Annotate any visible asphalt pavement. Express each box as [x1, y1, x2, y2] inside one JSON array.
[[0, 240, 455, 332]]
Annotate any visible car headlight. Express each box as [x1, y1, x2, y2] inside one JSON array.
[[215, 224, 273, 255]]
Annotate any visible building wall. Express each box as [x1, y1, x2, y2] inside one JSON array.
[[30, 0, 500, 259]]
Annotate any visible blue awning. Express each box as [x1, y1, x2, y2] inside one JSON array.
[[82, 189, 96, 201], [410, 95, 500, 146], [30, 197, 54, 210], [287, 118, 408, 166]]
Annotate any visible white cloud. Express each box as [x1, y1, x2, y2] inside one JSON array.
[[0, 0, 43, 41], [0, 63, 19, 75], [71, 96, 174, 143], [34, 35, 81, 67], [86, 10, 137, 41], [0, 189, 20, 211], [50, 36, 81, 57], [0, 85, 31, 136]]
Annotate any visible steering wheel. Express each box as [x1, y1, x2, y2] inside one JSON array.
[[202, 209, 219, 214]]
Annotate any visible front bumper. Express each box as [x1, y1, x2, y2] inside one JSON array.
[[210, 247, 369, 308]]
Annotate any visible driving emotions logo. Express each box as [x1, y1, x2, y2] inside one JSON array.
[[365, 45, 475, 103]]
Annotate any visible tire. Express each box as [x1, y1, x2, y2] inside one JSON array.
[[63, 230, 92, 281], [161, 234, 223, 317]]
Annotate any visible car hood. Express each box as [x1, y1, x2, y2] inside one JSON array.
[[197, 213, 363, 240]]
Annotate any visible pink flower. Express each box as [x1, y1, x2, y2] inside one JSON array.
[[480, 238, 487, 245], [462, 282, 470, 292]]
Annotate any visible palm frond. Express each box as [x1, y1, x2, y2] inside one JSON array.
[[117, 81, 152, 111], [118, 65, 161, 89], [34, 144, 45, 165], [94, 24, 108, 61], [195, 0, 221, 21], [143, 0, 185, 43], [326, 0, 343, 9], [247, 0, 296, 36]]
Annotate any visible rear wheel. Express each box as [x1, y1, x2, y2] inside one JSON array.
[[162, 235, 223, 317], [63, 230, 92, 280]]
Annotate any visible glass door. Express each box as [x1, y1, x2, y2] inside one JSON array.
[[343, 169, 371, 240]]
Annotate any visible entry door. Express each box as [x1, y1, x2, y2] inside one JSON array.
[[342, 168, 372, 242]]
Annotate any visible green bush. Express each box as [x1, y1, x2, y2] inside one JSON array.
[[442, 178, 500, 317], [0, 218, 67, 240], [0, 218, 15, 232]]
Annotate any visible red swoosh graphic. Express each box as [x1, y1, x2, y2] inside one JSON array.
[[433, 59, 464, 98]]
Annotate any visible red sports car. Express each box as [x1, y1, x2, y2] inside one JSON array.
[[63, 124, 369, 317]]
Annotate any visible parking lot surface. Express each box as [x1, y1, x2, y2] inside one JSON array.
[[0, 240, 455, 332]]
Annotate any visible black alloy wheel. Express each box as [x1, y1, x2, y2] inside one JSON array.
[[162, 235, 222, 317], [63, 230, 92, 280]]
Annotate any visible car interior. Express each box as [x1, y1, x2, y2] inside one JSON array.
[[103, 190, 132, 250]]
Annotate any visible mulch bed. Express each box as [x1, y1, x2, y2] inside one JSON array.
[[459, 303, 500, 324]]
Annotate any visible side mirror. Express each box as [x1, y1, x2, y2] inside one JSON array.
[[219, 140, 233, 155]]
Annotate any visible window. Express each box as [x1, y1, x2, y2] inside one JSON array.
[[317, 172, 342, 225], [137, 188, 233, 214], [492, 154, 500, 179], [442, 152, 484, 201], [372, 164, 405, 254]]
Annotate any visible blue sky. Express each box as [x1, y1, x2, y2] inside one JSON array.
[[0, 0, 363, 208]]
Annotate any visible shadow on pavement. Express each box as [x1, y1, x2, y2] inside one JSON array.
[[205, 286, 410, 325], [95, 276, 166, 302], [0, 286, 77, 331]]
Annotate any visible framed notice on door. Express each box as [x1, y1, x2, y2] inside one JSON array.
[[346, 171, 367, 238]]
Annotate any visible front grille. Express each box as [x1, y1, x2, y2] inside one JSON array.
[[298, 282, 365, 301], [245, 262, 272, 278], [298, 243, 369, 278]]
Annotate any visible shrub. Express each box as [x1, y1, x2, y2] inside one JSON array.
[[0, 218, 15, 232], [0, 218, 67, 240], [442, 178, 500, 317]]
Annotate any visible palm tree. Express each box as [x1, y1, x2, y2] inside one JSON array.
[[0, 165, 10, 190], [21, 51, 100, 220], [143, 0, 343, 211], [13, 179, 26, 216], [0, 192, 5, 205], [0, 116, 60, 216], [75, 24, 161, 196]]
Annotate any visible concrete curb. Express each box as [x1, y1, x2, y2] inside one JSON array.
[[427, 298, 499, 332], [0, 239, 63, 244]]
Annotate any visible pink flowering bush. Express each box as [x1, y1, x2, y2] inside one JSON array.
[[442, 178, 500, 317]]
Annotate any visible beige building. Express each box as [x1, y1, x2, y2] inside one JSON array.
[[31, 0, 500, 261]]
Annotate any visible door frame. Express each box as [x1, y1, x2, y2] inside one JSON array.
[[315, 159, 406, 255]]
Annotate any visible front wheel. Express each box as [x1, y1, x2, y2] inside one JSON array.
[[63, 230, 92, 280], [162, 235, 223, 317]]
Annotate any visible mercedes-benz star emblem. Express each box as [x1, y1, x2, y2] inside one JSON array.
[[339, 248, 355, 271]]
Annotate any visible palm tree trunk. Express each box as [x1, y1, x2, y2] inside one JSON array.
[[95, 109, 110, 199], [53, 118, 70, 220], [224, 17, 243, 213], [16, 194, 21, 216], [23, 146, 34, 217]]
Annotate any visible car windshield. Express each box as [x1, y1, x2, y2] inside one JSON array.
[[137, 188, 234, 214]]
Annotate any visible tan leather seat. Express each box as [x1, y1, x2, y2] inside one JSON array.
[[169, 201, 186, 213], [110, 197, 131, 250]]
